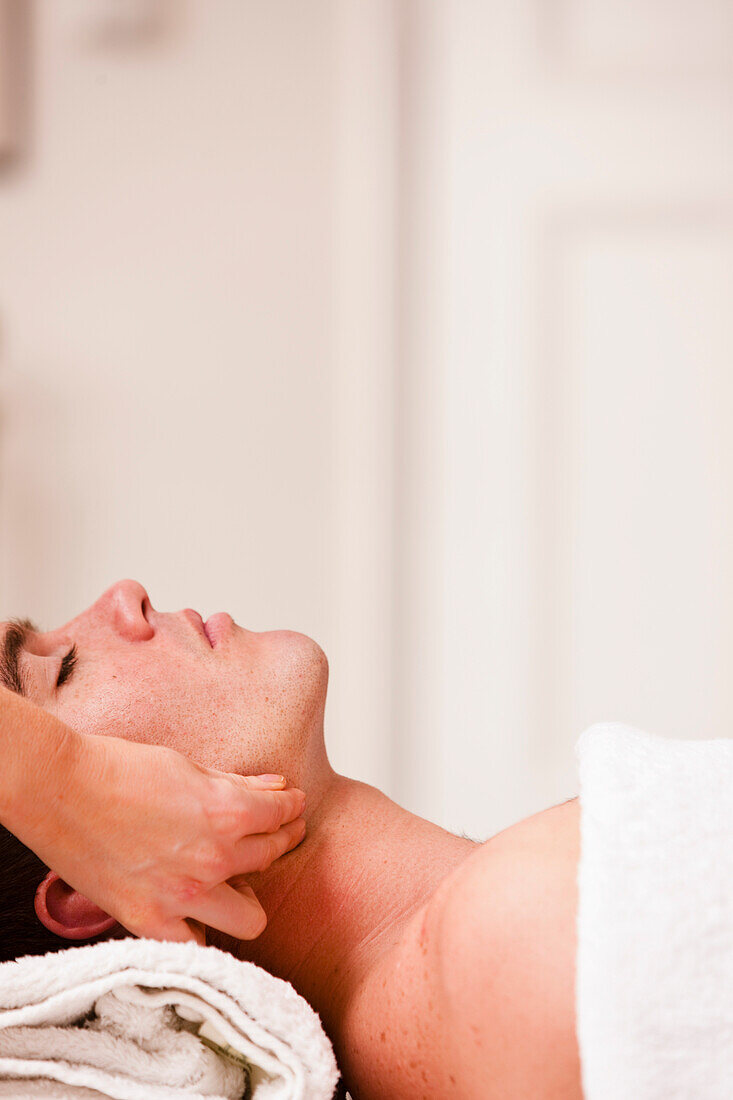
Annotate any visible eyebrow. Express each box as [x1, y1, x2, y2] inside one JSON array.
[[0, 618, 39, 697]]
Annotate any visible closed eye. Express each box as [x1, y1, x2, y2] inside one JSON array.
[[57, 645, 78, 688]]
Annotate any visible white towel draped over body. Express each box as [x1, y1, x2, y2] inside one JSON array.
[[0, 937, 338, 1099], [576, 723, 733, 1100]]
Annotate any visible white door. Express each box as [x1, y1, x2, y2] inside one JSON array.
[[388, 0, 733, 837]]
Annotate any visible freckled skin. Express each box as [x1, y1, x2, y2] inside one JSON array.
[[1, 580, 582, 1098], [8, 584, 331, 796]]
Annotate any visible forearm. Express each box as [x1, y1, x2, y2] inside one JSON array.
[[0, 685, 80, 837]]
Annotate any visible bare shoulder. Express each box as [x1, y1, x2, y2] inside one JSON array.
[[431, 798, 582, 1099], [338, 799, 582, 1099]]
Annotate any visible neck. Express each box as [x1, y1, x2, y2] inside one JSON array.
[[213, 770, 475, 1049]]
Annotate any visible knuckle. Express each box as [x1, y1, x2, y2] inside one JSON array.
[[255, 837, 277, 872], [170, 877, 206, 903], [204, 791, 241, 838], [267, 834, 281, 865], [263, 798, 284, 833], [194, 842, 230, 884]]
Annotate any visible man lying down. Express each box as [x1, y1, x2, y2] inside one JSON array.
[[0, 580, 582, 1100]]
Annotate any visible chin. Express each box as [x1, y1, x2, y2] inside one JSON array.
[[257, 628, 329, 703], [242, 629, 330, 780], [269, 628, 329, 677]]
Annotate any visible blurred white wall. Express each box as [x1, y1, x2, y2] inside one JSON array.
[[399, 0, 733, 837], [1, 0, 732, 838]]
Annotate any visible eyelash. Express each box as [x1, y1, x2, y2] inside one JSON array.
[[57, 645, 78, 688]]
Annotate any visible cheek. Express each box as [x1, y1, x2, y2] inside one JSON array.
[[54, 654, 195, 743], [50, 634, 328, 774], [51, 652, 255, 770]]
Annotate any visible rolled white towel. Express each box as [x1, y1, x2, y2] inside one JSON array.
[[576, 722, 733, 1100], [0, 937, 339, 1099]]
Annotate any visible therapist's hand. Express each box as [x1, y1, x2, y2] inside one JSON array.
[[18, 727, 306, 945]]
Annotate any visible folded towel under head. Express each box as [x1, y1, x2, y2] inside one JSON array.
[[0, 937, 339, 1099], [576, 722, 733, 1100]]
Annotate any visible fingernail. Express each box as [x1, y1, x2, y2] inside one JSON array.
[[257, 774, 286, 787]]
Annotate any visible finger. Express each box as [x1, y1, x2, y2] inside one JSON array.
[[231, 816, 306, 876], [125, 916, 207, 946], [186, 881, 267, 940], [164, 918, 207, 946], [233, 786, 306, 835], [240, 774, 288, 791]]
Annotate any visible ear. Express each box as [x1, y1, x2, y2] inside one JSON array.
[[34, 871, 119, 940]]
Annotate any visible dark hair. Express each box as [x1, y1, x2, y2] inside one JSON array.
[[0, 825, 116, 962]]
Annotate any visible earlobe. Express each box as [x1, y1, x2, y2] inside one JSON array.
[[34, 871, 119, 940]]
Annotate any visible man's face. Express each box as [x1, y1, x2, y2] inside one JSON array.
[[0, 580, 330, 781]]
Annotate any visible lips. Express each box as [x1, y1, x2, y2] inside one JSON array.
[[182, 608, 209, 644], [203, 612, 233, 648]]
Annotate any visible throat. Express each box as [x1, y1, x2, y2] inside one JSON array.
[[213, 774, 475, 1040]]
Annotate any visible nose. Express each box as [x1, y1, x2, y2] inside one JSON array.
[[95, 579, 154, 642]]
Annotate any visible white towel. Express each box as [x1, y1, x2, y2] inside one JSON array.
[[576, 722, 733, 1100], [0, 937, 339, 1100]]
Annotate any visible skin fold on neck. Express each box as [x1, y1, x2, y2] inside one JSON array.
[[210, 771, 476, 1069]]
